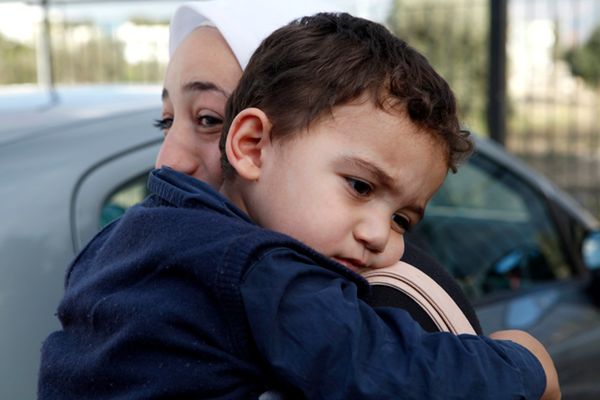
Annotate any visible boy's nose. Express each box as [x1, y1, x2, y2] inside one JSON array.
[[353, 214, 390, 254], [155, 124, 197, 175]]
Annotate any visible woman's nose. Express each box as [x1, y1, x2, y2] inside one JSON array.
[[155, 125, 197, 175]]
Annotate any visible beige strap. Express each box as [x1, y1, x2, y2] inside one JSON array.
[[360, 261, 476, 335]]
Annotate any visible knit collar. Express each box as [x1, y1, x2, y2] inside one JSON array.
[[148, 167, 252, 223]]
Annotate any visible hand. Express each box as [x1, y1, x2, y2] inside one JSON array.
[[489, 330, 561, 400]]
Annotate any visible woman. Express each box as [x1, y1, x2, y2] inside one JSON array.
[[155, 0, 481, 333]]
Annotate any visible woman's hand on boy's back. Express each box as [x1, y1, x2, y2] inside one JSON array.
[[489, 330, 561, 400]]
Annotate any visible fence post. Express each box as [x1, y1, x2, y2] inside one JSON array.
[[488, 0, 508, 145], [37, 0, 58, 104]]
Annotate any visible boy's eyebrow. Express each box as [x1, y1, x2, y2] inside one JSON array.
[[343, 155, 425, 220], [344, 156, 395, 188], [161, 81, 230, 100]]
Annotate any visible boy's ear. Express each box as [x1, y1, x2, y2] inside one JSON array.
[[224, 108, 272, 181]]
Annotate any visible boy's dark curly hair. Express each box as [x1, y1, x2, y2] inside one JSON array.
[[220, 12, 473, 177]]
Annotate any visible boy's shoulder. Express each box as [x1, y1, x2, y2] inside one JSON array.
[[97, 168, 351, 272], [71, 167, 369, 299]]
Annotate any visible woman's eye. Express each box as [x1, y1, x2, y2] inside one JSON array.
[[196, 114, 223, 128], [153, 117, 173, 132], [391, 214, 411, 233], [346, 177, 373, 196]]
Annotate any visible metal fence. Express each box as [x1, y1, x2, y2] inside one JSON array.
[[391, 0, 600, 216], [506, 0, 600, 216], [0, 1, 184, 87], [3, 0, 600, 215]]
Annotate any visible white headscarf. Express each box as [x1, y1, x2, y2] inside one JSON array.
[[169, 0, 342, 69]]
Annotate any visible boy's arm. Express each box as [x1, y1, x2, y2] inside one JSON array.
[[240, 249, 548, 399], [490, 330, 561, 400]]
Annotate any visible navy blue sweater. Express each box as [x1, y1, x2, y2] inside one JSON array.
[[38, 168, 545, 399]]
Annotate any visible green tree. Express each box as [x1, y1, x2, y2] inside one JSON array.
[[49, 20, 164, 84], [129, 16, 170, 26], [386, 0, 489, 133], [52, 37, 127, 83], [564, 25, 600, 87], [0, 33, 36, 84]]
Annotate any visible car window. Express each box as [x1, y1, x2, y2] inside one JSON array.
[[100, 174, 150, 227], [71, 132, 161, 252], [408, 153, 573, 302]]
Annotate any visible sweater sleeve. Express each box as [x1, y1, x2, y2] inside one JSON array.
[[240, 248, 546, 400]]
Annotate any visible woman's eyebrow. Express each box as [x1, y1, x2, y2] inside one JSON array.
[[161, 81, 230, 101], [183, 81, 229, 98]]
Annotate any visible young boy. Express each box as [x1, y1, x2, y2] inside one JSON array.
[[39, 12, 559, 399]]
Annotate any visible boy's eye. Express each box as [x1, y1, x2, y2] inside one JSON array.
[[392, 213, 410, 233], [153, 117, 173, 133], [196, 114, 223, 128], [346, 177, 373, 196]]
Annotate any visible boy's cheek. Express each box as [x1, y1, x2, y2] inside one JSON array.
[[398, 236, 406, 260], [371, 237, 405, 269], [394, 236, 406, 262]]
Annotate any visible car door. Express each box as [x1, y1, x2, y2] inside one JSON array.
[[407, 144, 600, 400], [72, 141, 160, 251]]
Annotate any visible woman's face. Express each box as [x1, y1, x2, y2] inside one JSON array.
[[155, 27, 243, 188]]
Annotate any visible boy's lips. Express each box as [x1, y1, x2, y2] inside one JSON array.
[[333, 257, 366, 272]]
